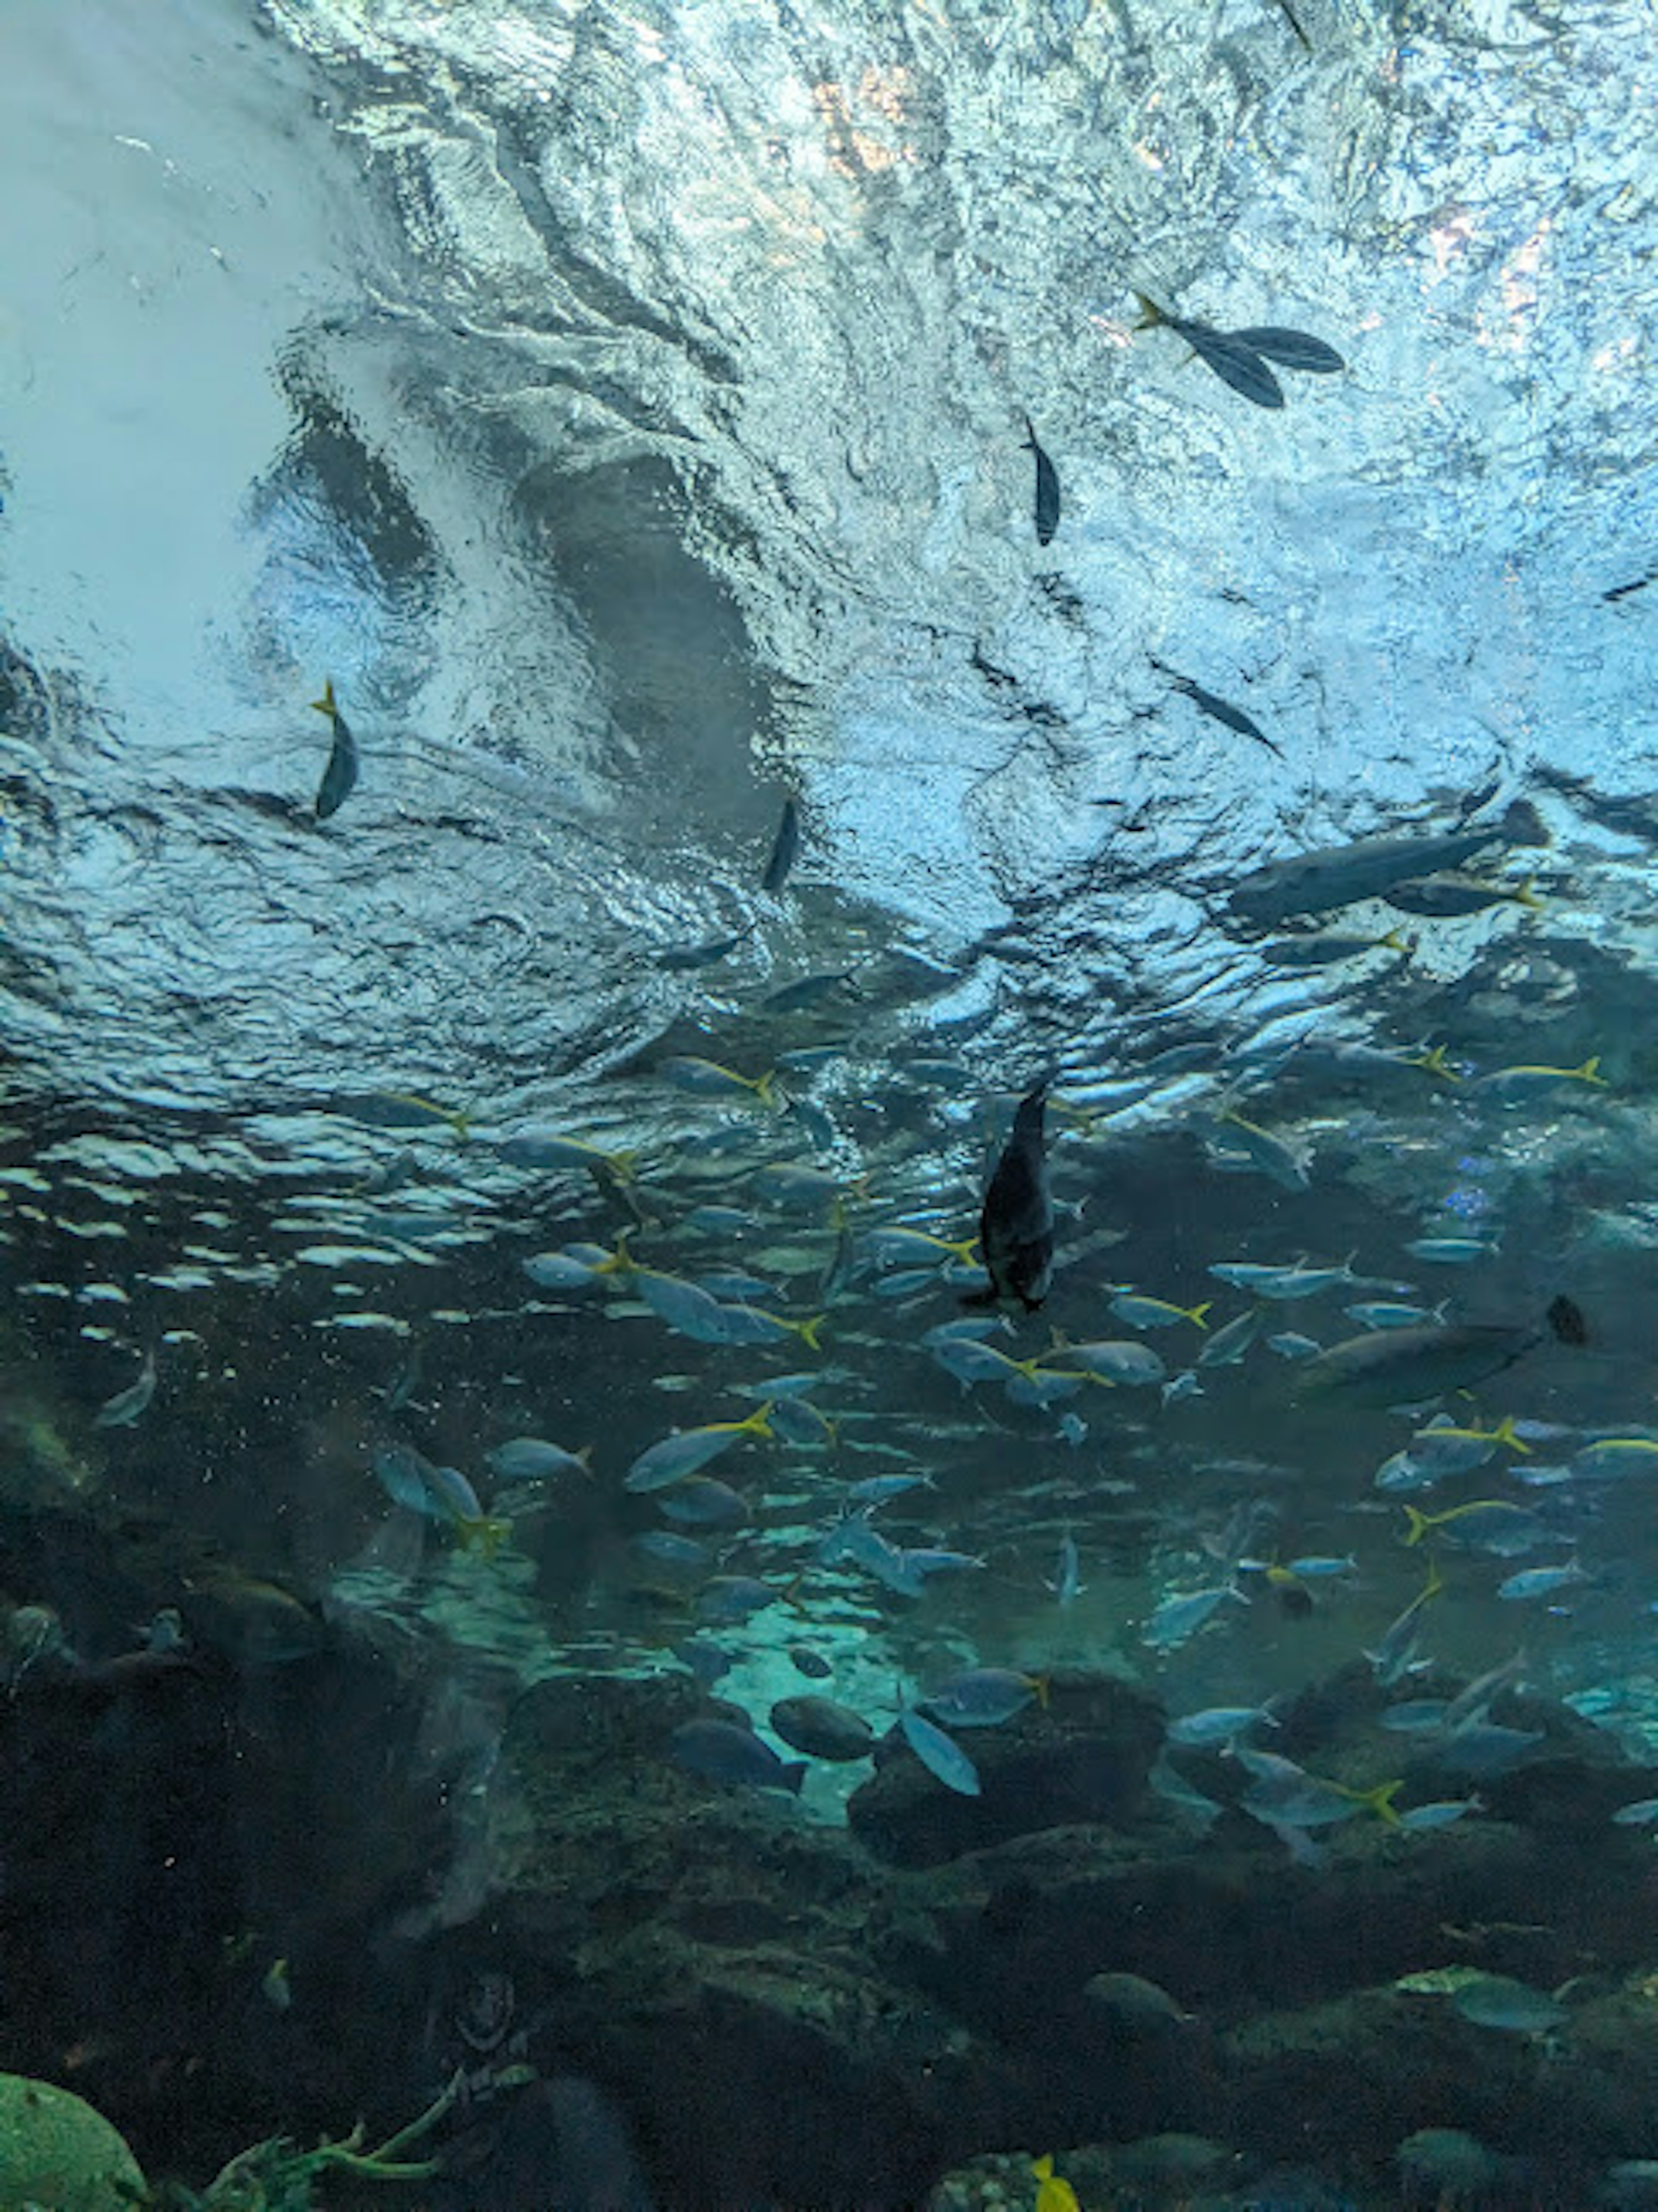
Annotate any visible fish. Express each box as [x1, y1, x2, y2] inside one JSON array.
[[1083, 1973, 1196, 2028], [657, 1476, 750, 1529], [1204, 1108, 1311, 1191], [1568, 1437, 1658, 1480], [311, 677, 358, 820], [1167, 1703, 1278, 1747], [500, 1130, 639, 1183], [1032, 2153, 1081, 2212], [1225, 800, 1548, 926], [670, 1718, 805, 1795], [1142, 1583, 1248, 1652], [623, 1407, 774, 1493], [1047, 1532, 1083, 1604], [1023, 416, 1061, 546], [371, 1443, 510, 1554], [1210, 1258, 1360, 1301], [1497, 1559, 1588, 1601], [1057, 1335, 1166, 1386], [1238, 1749, 1403, 1833], [1405, 1235, 1498, 1266], [1263, 925, 1409, 966], [1297, 1321, 1541, 1407], [769, 1695, 874, 1762], [898, 1703, 982, 1796], [1136, 295, 1287, 409], [485, 1437, 592, 1481], [1268, 1331, 1322, 1361], [1109, 1289, 1212, 1332], [654, 927, 754, 971], [93, 1346, 157, 1428], [968, 1079, 1055, 1312], [1471, 1055, 1607, 1098], [695, 1574, 781, 1623], [658, 1057, 778, 1106], [1398, 1797, 1484, 1832], [1198, 1307, 1265, 1369], [1448, 1974, 1566, 2034], [1346, 1300, 1447, 1331], [761, 797, 800, 894], [788, 1643, 833, 1680], [1228, 326, 1345, 373], [1151, 660, 1283, 757], [920, 1668, 1046, 1728], [1383, 873, 1542, 918], [1402, 1500, 1550, 1556]]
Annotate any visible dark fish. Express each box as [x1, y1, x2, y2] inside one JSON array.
[[762, 797, 800, 894], [769, 1695, 875, 1763], [1023, 415, 1060, 546], [1151, 659, 1282, 758], [968, 1079, 1056, 1312], [1228, 326, 1345, 373], [1269, 0, 1313, 48], [1227, 799, 1548, 927], [670, 1717, 806, 1794], [1176, 322, 1285, 409], [788, 1642, 833, 1680], [311, 677, 358, 820], [1297, 1320, 1541, 1408], [1603, 573, 1655, 604]]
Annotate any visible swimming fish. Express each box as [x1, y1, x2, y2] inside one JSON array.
[[311, 677, 358, 820], [371, 1443, 510, 1554], [657, 1057, 778, 1106], [769, 1695, 874, 1763], [899, 1703, 982, 1796], [671, 1718, 805, 1795], [1151, 659, 1283, 757], [93, 1346, 157, 1428], [762, 797, 800, 893], [1298, 1320, 1541, 1408], [1136, 295, 1285, 408], [1226, 800, 1547, 926], [1023, 415, 1060, 545], [968, 1079, 1056, 1312], [485, 1437, 592, 1481], [921, 1668, 1046, 1728], [624, 1407, 774, 1493], [1383, 874, 1543, 918]]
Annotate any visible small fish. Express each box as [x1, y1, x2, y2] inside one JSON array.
[[1161, 1368, 1203, 1405], [1402, 1499, 1550, 1556], [1497, 1559, 1588, 1601], [1205, 1108, 1310, 1191], [845, 1472, 935, 1506], [658, 1057, 778, 1105], [1031, 2153, 1080, 2212], [1612, 1796, 1658, 1826], [1471, 1055, 1607, 1098], [1023, 415, 1061, 546], [658, 1476, 750, 1529], [485, 1437, 592, 1481], [1136, 295, 1286, 409], [1167, 1703, 1278, 1747], [1054, 1335, 1166, 1386], [371, 1443, 510, 1555], [655, 927, 754, 971], [788, 1643, 833, 1680], [1083, 1973, 1196, 2028], [1346, 1300, 1447, 1331], [1209, 1258, 1359, 1301], [1228, 325, 1345, 373], [1398, 1796, 1484, 1832], [1197, 1307, 1265, 1369], [769, 1695, 874, 1763], [624, 1407, 775, 1493], [1408, 1413, 1529, 1475], [261, 1957, 293, 2012], [1569, 1436, 1658, 1480], [1268, 1331, 1322, 1361], [1383, 873, 1542, 918], [1109, 1289, 1212, 1332], [93, 1346, 157, 1428], [1239, 1749, 1402, 1833], [1263, 925, 1409, 966], [1448, 1974, 1566, 2034], [500, 1129, 639, 1182], [1142, 1583, 1248, 1652], [1405, 1235, 1500, 1265], [671, 1718, 805, 1795], [1047, 1532, 1083, 1605], [695, 1574, 781, 1623], [1151, 659, 1282, 758], [920, 1667, 1047, 1728], [899, 1703, 982, 1796], [1604, 572, 1657, 603], [762, 797, 801, 894], [1285, 1554, 1357, 1579], [311, 677, 358, 820]]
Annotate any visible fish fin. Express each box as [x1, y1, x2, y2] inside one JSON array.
[[310, 678, 337, 718], [1133, 292, 1167, 329], [1403, 1506, 1431, 1547]]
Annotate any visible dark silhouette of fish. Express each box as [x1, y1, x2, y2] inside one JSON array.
[[968, 1079, 1056, 1312], [311, 677, 358, 820], [1135, 295, 1343, 411], [1023, 416, 1060, 546], [1151, 659, 1283, 757], [762, 797, 800, 893]]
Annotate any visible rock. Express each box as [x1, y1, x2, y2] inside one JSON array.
[[0, 2073, 146, 2212]]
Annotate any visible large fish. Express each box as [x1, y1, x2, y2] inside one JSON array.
[[1227, 800, 1547, 927], [968, 1079, 1056, 1312], [1297, 1320, 1542, 1408]]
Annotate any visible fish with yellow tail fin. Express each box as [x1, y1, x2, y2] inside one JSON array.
[[311, 677, 358, 820], [1031, 2153, 1081, 2212]]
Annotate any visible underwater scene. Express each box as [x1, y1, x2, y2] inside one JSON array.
[[6, 0, 1658, 2205]]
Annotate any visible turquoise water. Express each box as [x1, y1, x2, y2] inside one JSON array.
[[5, 0, 1658, 2204]]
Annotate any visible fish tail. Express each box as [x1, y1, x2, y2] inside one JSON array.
[[310, 677, 337, 718], [1133, 291, 1166, 329], [795, 1313, 826, 1351], [1515, 877, 1545, 911], [1031, 1672, 1051, 1709], [458, 1515, 512, 1559], [1403, 1506, 1433, 1547], [1033, 2157, 1055, 2181], [754, 1069, 780, 1107], [1493, 1414, 1531, 1455], [744, 1405, 776, 1437], [1579, 1056, 1607, 1085], [1366, 1778, 1405, 1826], [595, 1231, 636, 1277], [607, 1146, 640, 1184], [1189, 1302, 1213, 1331]]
